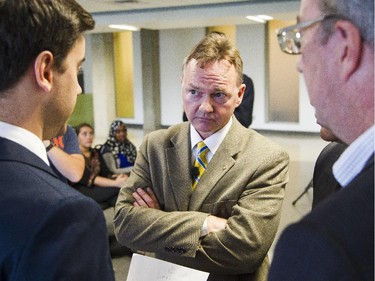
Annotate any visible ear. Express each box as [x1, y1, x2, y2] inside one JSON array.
[[334, 20, 362, 81], [235, 83, 246, 107], [34, 51, 54, 92]]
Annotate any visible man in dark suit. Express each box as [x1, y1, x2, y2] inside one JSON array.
[[114, 32, 289, 281], [0, 1, 115, 280], [234, 73, 254, 128], [269, 0, 374, 280]]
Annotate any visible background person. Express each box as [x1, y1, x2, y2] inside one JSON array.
[[100, 120, 137, 175], [44, 124, 85, 184], [269, 0, 374, 279], [74, 122, 128, 207], [0, 0, 115, 280], [114, 32, 289, 281]]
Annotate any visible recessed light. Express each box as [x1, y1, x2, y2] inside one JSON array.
[[246, 15, 273, 23], [108, 24, 139, 31]]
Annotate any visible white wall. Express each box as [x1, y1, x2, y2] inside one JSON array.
[[159, 28, 206, 125], [90, 33, 117, 140], [236, 23, 267, 129]]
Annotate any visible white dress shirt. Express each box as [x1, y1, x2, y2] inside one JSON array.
[[0, 121, 49, 165], [190, 117, 233, 164]]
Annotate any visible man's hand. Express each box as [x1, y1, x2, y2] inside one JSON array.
[[207, 215, 227, 234], [132, 187, 160, 209]]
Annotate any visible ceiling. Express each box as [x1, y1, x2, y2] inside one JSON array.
[[76, 0, 300, 33]]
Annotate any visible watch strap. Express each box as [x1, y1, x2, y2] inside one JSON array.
[[45, 142, 55, 152]]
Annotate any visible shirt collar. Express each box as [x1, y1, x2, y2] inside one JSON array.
[[190, 116, 233, 159], [0, 121, 49, 165], [333, 125, 374, 187]]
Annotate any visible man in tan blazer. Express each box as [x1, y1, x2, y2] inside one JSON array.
[[114, 32, 289, 281]]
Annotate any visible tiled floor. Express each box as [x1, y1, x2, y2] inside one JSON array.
[[103, 128, 329, 281]]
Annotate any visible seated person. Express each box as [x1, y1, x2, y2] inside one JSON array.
[[73, 123, 128, 207], [44, 124, 84, 184], [99, 120, 137, 175], [43, 125, 84, 184]]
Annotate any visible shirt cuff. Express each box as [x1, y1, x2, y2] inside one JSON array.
[[200, 217, 209, 237]]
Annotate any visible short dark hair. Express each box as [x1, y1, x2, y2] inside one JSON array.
[[0, 0, 95, 92]]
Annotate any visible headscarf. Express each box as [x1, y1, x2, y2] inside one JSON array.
[[105, 120, 137, 165]]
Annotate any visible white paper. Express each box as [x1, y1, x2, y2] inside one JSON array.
[[126, 254, 209, 281]]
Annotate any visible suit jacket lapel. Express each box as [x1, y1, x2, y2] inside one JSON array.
[[166, 124, 194, 211], [189, 119, 242, 211]]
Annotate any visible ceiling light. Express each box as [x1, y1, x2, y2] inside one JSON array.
[[258, 15, 273, 21], [109, 24, 139, 31], [246, 15, 273, 23]]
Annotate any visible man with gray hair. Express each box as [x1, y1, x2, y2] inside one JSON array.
[[269, 0, 374, 280]]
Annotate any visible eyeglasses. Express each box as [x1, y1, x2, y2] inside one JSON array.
[[276, 15, 341, 55]]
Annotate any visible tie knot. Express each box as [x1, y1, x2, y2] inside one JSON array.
[[197, 141, 208, 155]]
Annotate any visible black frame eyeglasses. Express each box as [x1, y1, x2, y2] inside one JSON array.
[[276, 15, 342, 55]]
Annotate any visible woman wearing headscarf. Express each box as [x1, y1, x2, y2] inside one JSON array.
[[100, 120, 137, 175]]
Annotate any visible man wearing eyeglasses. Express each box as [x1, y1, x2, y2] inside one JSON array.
[[268, 0, 374, 280]]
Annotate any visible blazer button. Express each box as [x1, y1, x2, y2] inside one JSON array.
[[179, 248, 186, 254]]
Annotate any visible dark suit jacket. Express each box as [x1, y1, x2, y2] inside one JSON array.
[[234, 74, 254, 128], [268, 155, 374, 281], [0, 137, 115, 281], [114, 118, 289, 281], [312, 142, 347, 208]]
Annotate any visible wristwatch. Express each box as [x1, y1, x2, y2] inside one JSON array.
[[45, 142, 55, 152]]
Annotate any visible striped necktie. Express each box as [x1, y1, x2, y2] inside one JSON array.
[[192, 141, 209, 190]]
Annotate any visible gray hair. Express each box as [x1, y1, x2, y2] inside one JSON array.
[[319, 0, 374, 49]]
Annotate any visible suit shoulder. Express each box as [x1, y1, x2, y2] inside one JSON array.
[[1, 162, 100, 211], [143, 123, 188, 144]]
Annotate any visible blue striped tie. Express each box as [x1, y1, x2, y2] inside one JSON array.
[[192, 141, 209, 190]]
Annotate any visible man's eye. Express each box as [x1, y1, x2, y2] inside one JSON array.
[[213, 92, 225, 98], [190, 89, 197, 95], [213, 92, 228, 103]]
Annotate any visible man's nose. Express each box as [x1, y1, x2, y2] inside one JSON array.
[[199, 96, 214, 112]]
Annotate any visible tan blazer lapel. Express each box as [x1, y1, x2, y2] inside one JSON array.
[[166, 125, 193, 211], [189, 147, 236, 211]]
